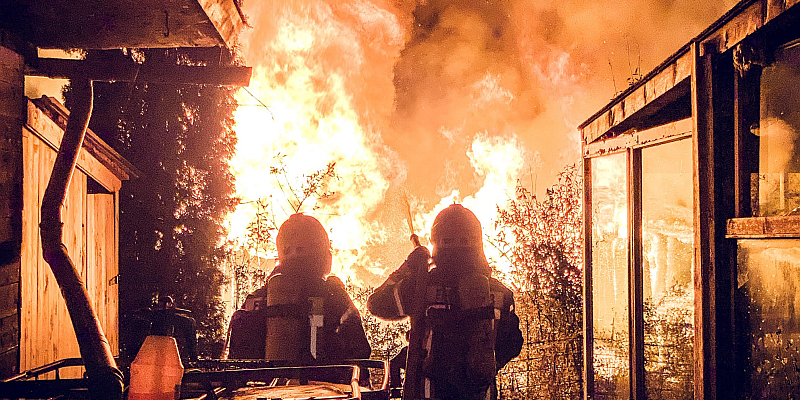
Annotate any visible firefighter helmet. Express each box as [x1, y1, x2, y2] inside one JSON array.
[[430, 204, 489, 275], [276, 214, 332, 277], [431, 204, 483, 252]]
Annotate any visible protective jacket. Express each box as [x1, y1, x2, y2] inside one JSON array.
[[368, 263, 523, 400], [228, 268, 370, 362]]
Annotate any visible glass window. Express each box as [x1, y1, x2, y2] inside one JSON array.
[[641, 139, 695, 399], [592, 153, 630, 399], [754, 41, 800, 216], [736, 239, 800, 399]]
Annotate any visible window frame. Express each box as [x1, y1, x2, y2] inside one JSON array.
[[584, 131, 695, 399]]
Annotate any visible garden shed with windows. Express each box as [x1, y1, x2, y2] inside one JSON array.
[[580, 0, 800, 398]]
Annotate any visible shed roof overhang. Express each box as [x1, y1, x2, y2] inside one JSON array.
[[578, 0, 800, 147], [3, 0, 245, 50]]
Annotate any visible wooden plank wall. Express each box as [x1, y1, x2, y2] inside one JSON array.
[[0, 44, 25, 379], [86, 192, 118, 353], [20, 118, 119, 377]]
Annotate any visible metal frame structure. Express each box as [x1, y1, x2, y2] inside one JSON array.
[[0, 358, 392, 400]]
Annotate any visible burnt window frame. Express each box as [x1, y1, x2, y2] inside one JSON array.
[[727, 35, 800, 239], [584, 123, 694, 399]]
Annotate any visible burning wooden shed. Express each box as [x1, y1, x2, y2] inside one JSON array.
[[0, 0, 249, 384], [579, 0, 800, 398]]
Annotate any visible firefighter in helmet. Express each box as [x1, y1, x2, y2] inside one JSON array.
[[368, 204, 523, 400], [228, 213, 371, 363]]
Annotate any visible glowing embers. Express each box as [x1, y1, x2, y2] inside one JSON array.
[[591, 153, 630, 399]]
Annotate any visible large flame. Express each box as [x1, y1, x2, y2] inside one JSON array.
[[228, 0, 739, 287]]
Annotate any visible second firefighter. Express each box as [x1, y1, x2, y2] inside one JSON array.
[[368, 204, 523, 400]]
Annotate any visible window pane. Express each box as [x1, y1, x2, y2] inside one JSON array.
[[736, 239, 800, 399], [754, 43, 800, 216], [641, 139, 695, 399], [592, 153, 630, 399]]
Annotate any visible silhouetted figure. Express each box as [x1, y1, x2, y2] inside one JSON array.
[[228, 214, 371, 364], [127, 295, 197, 363], [369, 204, 523, 400]]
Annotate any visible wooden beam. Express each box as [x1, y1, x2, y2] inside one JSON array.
[[25, 57, 251, 87], [580, 48, 693, 144], [693, 42, 738, 400], [583, 118, 693, 158], [699, 0, 764, 57], [726, 216, 800, 238], [19, 0, 239, 50], [196, 0, 245, 51]]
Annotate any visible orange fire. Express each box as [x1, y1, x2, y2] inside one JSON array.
[[226, 0, 737, 287], [226, 1, 540, 286]]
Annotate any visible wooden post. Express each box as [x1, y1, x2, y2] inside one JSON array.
[[629, 149, 645, 400], [39, 78, 123, 399], [693, 40, 738, 400], [582, 159, 594, 400], [692, 40, 716, 400]]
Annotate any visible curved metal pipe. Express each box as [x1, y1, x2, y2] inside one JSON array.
[[39, 78, 123, 399]]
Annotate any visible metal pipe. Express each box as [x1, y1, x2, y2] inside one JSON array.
[[39, 78, 123, 400]]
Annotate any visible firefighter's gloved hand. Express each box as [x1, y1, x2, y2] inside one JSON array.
[[387, 248, 427, 283], [388, 246, 430, 283], [404, 245, 430, 273]]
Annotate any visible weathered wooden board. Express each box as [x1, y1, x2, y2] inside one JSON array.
[[86, 192, 119, 352], [766, 0, 799, 25], [20, 124, 119, 377], [23, 0, 243, 50], [581, 50, 692, 145], [624, 86, 647, 119], [726, 216, 800, 238], [700, 0, 764, 56], [26, 102, 122, 192], [584, 118, 693, 158], [27, 58, 252, 87], [196, 0, 245, 50]]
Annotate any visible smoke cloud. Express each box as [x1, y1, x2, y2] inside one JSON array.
[[231, 0, 738, 285]]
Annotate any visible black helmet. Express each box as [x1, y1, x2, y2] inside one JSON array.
[[276, 214, 332, 277], [430, 204, 489, 275], [431, 204, 483, 253]]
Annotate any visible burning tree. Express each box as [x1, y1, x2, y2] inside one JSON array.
[[227, 159, 338, 309], [67, 48, 240, 358], [494, 165, 583, 400], [227, 160, 410, 365], [228, 154, 418, 363]]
